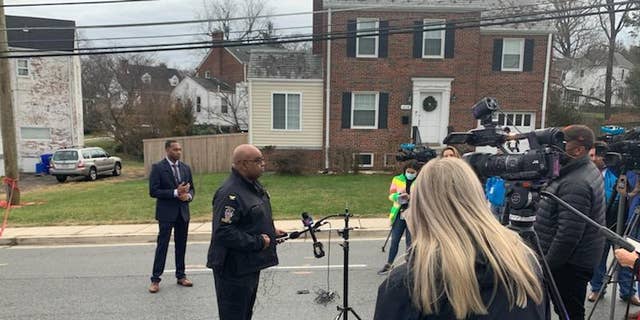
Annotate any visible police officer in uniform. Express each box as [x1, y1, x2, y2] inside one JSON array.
[[207, 144, 286, 320]]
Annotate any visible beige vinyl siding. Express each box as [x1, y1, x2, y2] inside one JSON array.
[[250, 80, 323, 148]]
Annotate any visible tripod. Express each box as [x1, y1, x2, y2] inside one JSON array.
[[333, 208, 362, 320], [503, 184, 569, 320]]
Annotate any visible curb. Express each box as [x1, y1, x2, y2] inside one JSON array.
[[0, 228, 391, 247]]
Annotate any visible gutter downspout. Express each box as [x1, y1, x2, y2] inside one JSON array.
[[541, 32, 552, 129], [324, 8, 332, 170]]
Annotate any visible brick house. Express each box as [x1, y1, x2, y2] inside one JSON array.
[[0, 15, 84, 174], [313, 0, 554, 170]]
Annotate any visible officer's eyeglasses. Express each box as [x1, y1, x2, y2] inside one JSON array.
[[243, 157, 265, 164]]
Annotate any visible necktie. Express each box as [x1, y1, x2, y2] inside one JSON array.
[[171, 164, 181, 184]]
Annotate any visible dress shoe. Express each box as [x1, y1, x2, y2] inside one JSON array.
[[377, 264, 391, 275], [148, 282, 160, 293], [177, 277, 193, 287], [588, 292, 599, 302], [622, 295, 640, 306]]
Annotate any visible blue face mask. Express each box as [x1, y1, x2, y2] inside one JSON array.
[[405, 172, 416, 180]]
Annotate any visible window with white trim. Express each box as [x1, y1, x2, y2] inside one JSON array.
[[196, 96, 202, 112], [272, 93, 301, 130], [356, 18, 379, 58], [502, 38, 524, 71], [355, 153, 374, 168], [141, 73, 152, 83], [21, 127, 50, 140], [495, 112, 534, 128], [423, 19, 445, 58], [204, 71, 211, 79], [384, 153, 398, 168], [351, 92, 378, 129], [220, 97, 228, 114], [17, 59, 29, 76]]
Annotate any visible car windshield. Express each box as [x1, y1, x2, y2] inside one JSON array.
[[53, 150, 78, 161]]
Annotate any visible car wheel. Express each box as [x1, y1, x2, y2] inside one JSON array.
[[113, 163, 122, 176], [87, 167, 98, 181], [55, 175, 67, 183]]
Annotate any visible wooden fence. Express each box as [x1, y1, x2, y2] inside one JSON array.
[[143, 133, 248, 176]]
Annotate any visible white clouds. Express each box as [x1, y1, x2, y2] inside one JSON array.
[[7, 0, 312, 68]]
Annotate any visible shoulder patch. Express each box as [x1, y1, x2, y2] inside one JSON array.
[[221, 206, 235, 224]]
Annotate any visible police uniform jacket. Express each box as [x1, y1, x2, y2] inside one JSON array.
[[206, 168, 279, 276]]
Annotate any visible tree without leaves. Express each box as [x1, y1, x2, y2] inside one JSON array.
[[550, 0, 602, 59], [197, 0, 273, 41], [201, 84, 249, 132], [594, 0, 637, 120]]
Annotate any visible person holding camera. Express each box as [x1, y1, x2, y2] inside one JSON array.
[[378, 160, 421, 275], [534, 125, 606, 320], [374, 158, 545, 320]]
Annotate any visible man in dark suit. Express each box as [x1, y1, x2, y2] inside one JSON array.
[[148, 140, 195, 293]]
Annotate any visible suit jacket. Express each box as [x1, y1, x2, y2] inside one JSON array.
[[149, 158, 195, 222]]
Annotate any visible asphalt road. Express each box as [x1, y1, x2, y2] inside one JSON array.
[[0, 239, 635, 320]]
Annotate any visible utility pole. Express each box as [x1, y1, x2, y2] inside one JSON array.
[[0, 0, 21, 205]]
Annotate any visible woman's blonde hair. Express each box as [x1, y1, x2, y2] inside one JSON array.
[[405, 158, 543, 319], [440, 146, 461, 158]]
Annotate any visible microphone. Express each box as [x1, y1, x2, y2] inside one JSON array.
[[302, 212, 325, 258]]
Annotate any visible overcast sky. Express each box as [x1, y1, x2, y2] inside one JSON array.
[[7, 0, 312, 69]]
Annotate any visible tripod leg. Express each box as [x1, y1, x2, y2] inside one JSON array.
[[348, 308, 363, 320], [587, 255, 618, 320]]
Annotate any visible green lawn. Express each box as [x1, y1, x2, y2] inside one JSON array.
[[11, 173, 393, 226]]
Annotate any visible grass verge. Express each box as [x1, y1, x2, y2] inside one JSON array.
[[10, 173, 393, 226]]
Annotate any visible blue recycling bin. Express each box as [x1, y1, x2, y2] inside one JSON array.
[[40, 153, 53, 175]]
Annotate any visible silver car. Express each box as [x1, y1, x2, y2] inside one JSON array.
[[50, 147, 122, 183]]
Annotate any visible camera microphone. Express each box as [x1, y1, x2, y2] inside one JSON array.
[[301, 212, 325, 258]]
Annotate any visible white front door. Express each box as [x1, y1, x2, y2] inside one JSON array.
[[411, 78, 453, 145], [413, 92, 445, 144]]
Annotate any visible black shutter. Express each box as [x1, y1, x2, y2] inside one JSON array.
[[379, 21, 389, 58], [342, 92, 352, 129], [378, 92, 389, 129], [413, 21, 423, 58], [523, 39, 535, 72], [444, 23, 455, 59], [492, 39, 503, 71], [346, 20, 357, 58]]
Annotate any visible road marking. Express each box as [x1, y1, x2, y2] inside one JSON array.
[[6, 238, 387, 250], [166, 264, 368, 273]]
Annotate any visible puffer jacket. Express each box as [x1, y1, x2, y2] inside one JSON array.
[[534, 155, 606, 271]]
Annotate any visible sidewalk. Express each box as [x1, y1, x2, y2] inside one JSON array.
[[0, 218, 391, 246]]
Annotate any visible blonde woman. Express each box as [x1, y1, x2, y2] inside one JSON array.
[[441, 146, 460, 158], [374, 158, 545, 320]]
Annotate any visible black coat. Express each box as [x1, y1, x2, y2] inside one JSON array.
[[533, 155, 606, 271], [206, 169, 278, 276], [148, 159, 194, 222], [374, 261, 546, 320]]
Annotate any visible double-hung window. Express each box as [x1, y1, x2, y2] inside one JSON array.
[[17, 59, 29, 76], [502, 38, 524, 71], [351, 92, 378, 129], [356, 18, 379, 58], [272, 93, 301, 130], [423, 19, 445, 58]]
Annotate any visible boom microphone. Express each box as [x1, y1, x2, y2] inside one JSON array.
[[301, 212, 325, 258]]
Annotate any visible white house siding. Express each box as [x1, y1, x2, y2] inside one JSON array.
[[564, 65, 632, 107], [249, 80, 323, 148], [0, 55, 83, 174]]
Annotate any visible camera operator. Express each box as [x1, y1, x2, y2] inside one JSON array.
[[533, 125, 606, 320], [378, 160, 421, 275], [374, 158, 545, 320]]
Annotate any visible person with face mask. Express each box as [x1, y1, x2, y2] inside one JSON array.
[[533, 125, 606, 320], [378, 160, 422, 275]]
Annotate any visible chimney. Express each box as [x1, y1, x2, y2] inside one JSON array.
[[209, 30, 225, 79], [211, 30, 224, 42], [312, 0, 324, 55]]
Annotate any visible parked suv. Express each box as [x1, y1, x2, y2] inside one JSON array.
[[50, 147, 122, 183]]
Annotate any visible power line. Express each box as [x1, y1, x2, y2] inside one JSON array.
[[0, 0, 584, 42], [3, 0, 154, 7], [0, 0, 597, 31], [5, 4, 635, 59], [4, 0, 625, 53]]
